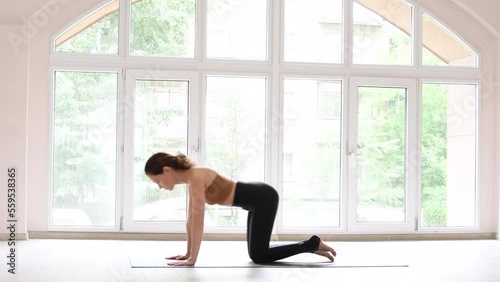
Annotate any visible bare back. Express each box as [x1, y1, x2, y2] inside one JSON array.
[[190, 167, 236, 206]]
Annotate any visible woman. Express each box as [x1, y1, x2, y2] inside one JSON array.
[[144, 152, 337, 266]]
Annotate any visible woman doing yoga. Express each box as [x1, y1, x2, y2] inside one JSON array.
[[144, 152, 337, 266]]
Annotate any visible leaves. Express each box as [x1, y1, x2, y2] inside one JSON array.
[[53, 71, 117, 212], [130, 0, 195, 56]]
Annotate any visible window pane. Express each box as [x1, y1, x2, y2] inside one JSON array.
[[131, 0, 195, 57], [422, 14, 477, 67], [357, 87, 406, 222], [284, 0, 343, 63], [282, 78, 342, 228], [55, 0, 119, 54], [52, 71, 118, 227], [421, 83, 476, 227], [353, 0, 412, 65], [205, 76, 267, 227], [207, 0, 267, 60], [422, 46, 446, 66], [133, 80, 189, 221]]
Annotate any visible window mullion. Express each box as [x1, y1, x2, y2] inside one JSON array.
[[196, 0, 205, 62], [414, 4, 422, 68], [119, 0, 131, 58], [116, 68, 126, 232], [344, 0, 353, 66]]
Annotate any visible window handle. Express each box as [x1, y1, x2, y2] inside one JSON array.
[[347, 143, 356, 156]]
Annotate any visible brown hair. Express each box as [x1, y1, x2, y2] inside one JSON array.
[[144, 152, 195, 175]]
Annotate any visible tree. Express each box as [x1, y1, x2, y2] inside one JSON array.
[[53, 71, 117, 226], [53, 0, 196, 224], [421, 84, 448, 226], [131, 0, 195, 56], [56, 7, 119, 54], [357, 87, 406, 210]]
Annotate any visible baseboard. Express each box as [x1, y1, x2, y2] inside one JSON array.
[[0, 233, 29, 241], [279, 233, 494, 241], [28, 231, 248, 241], [27, 231, 495, 241]]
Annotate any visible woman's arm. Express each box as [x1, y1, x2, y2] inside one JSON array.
[[185, 214, 192, 257], [165, 193, 193, 261], [168, 179, 205, 266], [188, 184, 205, 263]]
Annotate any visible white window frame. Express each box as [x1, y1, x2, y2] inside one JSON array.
[[48, 66, 123, 232], [122, 69, 200, 233], [417, 79, 480, 233], [200, 72, 272, 234], [347, 77, 418, 233], [48, 0, 484, 234], [277, 75, 348, 235]]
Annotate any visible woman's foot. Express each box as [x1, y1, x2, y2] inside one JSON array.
[[313, 238, 337, 262]]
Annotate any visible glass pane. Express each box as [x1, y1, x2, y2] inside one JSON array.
[[205, 76, 267, 227], [52, 71, 118, 227], [353, 0, 412, 65], [282, 78, 342, 228], [357, 86, 406, 222], [130, 0, 195, 57], [284, 0, 343, 63], [422, 14, 477, 67], [422, 46, 446, 66], [133, 80, 189, 221], [207, 0, 267, 60], [55, 0, 119, 54], [421, 83, 476, 227]]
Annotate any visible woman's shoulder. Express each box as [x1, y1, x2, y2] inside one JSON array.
[[190, 166, 218, 182], [191, 166, 217, 174]]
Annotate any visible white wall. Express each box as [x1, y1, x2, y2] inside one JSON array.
[[0, 25, 28, 238], [452, 0, 500, 38], [497, 38, 500, 238], [0, 0, 495, 235]]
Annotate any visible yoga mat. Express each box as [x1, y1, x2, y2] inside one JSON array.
[[129, 256, 409, 268]]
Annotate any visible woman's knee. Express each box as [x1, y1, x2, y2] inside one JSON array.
[[249, 251, 271, 264], [263, 184, 279, 203]]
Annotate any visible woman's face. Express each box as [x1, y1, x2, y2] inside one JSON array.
[[148, 167, 175, 190]]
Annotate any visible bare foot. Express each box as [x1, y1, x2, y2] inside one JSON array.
[[314, 239, 337, 262]]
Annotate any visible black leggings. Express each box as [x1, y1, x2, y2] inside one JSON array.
[[232, 181, 320, 263]]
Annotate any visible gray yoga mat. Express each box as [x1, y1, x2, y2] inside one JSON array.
[[129, 256, 409, 268]]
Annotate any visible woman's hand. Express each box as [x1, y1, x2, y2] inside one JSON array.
[[165, 254, 190, 260], [167, 258, 196, 266]]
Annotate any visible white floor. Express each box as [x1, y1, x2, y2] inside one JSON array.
[[1, 238, 499, 282]]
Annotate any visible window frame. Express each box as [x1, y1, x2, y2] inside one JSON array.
[[277, 75, 347, 234], [121, 69, 200, 233], [200, 72, 271, 234], [420, 9, 480, 69], [49, 0, 483, 234], [347, 76, 418, 233], [417, 78, 481, 233], [48, 66, 124, 232]]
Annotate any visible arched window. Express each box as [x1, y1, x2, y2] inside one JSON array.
[[55, 0, 120, 54], [50, 0, 480, 234]]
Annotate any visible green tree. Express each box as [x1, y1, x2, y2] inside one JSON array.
[[131, 0, 195, 56], [421, 84, 448, 226], [56, 6, 119, 53], [357, 88, 406, 210], [53, 72, 117, 216], [134, 82, 187, 206], [54, 0, 196, 223]]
